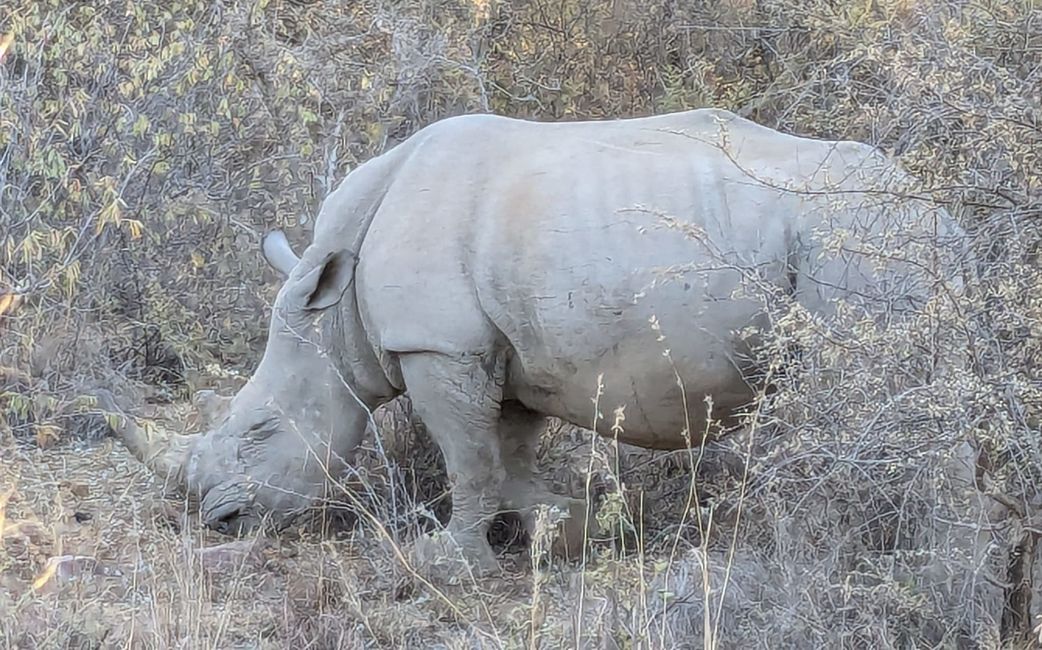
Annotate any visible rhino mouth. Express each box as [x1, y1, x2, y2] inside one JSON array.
[[98, 388, 331, 537]]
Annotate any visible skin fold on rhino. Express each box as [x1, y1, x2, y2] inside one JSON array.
[[105, 108, 970, 577]]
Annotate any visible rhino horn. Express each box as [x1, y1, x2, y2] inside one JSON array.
[[96, 390, 194, 489], [261, 229, 300, 279]]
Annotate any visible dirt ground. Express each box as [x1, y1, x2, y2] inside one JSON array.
[[0, 398, 710, 649], [2, 390, 1037, 649]]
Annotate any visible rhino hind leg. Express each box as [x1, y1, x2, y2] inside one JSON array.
[[498, 401, 588, 559], [399, 351, 507, 579]]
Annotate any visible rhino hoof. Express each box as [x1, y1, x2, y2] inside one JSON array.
[[408, 530, 500, 584]]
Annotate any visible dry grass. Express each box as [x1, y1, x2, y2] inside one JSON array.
[[2, 376, 1032, 649], [0, 396, 705, 649], [0, 398, 525, 649]]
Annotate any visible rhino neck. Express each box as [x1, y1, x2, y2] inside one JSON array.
[[327, 281, 400, 408]]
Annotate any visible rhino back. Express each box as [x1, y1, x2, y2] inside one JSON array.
[[356, 110, 926, 447]]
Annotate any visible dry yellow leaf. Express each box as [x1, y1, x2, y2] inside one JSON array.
[[32, 557, 59, 591], [0, 33, 12, 65], [0, 293, 20, 318], [34, 424, 61, 449]]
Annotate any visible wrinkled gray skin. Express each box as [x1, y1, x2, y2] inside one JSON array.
[[112, 109, 969, 576]]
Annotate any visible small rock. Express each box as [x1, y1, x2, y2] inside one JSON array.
[[67, 482, 90, 498], [7, 521, 49, 545], [194, 539, 269, 573], [35, 555, 123, 589]]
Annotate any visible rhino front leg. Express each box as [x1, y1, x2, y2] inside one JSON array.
[[498, 402, 589, 559], [399, 351, 506, 580]]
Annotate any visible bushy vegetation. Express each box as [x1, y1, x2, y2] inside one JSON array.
[[2, 0, 1040, 647]]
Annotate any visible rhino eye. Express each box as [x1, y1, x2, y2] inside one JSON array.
[[245, 415, 280, 441]]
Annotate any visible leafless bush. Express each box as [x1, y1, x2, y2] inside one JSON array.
[[3, 0, 1042, 647]]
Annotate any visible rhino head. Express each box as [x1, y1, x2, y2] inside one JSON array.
[[105, 230, 394, 534]]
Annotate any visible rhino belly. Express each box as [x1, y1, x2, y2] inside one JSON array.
[[501, 296, 762, 450]]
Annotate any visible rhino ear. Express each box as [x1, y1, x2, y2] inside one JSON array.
[[291, 250, 356, 311]]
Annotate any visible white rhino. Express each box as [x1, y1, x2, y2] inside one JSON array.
[[108, 108, 968, 576]]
